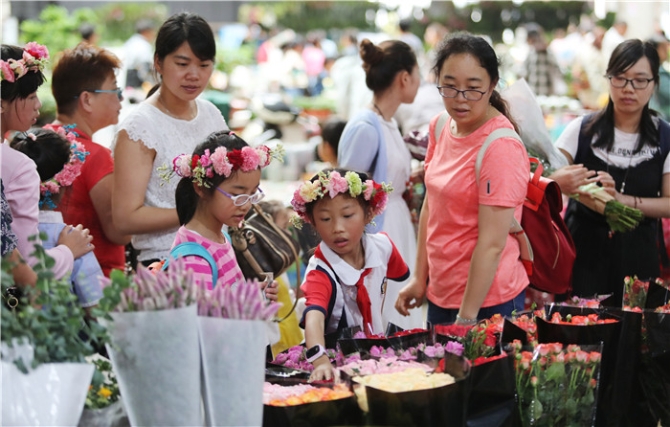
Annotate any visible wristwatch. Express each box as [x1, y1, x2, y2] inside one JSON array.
[[305, 344, 327, 363]]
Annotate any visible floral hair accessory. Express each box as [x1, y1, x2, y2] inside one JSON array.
[[164, 144, 284, 187], [0, 42, 49, 83], [290, 170, 393, 227], [39, 124, 89, 209]]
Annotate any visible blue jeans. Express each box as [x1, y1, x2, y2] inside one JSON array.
[[426, 290, 526, 326]]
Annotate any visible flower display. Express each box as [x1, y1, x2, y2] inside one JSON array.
[[263, 383, 353, 406], [0, 42, 49, 82], [164, 143, 284, 187], [197, 278, 280, 321], [85, 358, 120, 410], [558, 295, 608, 308], [338, 356, 432, 377], [271, 345, 346, 372], [548, 312, 618, 326], [509, 340, 602, 426], [290, 170, 393, 227], [39, 125, 89, 209], [435, 318, 500, 363]]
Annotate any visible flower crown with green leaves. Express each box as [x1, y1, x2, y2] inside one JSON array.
[[39, 124, 89, 209], [290, 170, 392, 227], [168, 143, 284, 187], [0, 42, 49, 83]]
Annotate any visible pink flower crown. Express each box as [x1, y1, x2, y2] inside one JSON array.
[[168, 143, 284, 187], [39, 125, 89, 209], [0, 42, 49, 83], [290, 170, 393, 227]]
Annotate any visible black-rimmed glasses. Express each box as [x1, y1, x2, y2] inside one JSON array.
[[436, 86, 487, 101], [74, 88, 123, 100], [607, 76, 654, 90], [216, 187, 265, 206]]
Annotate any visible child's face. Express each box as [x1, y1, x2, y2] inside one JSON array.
[[211, 169, 262, 228], [1, 91, 41, 132], [311, 194, 369, 266]]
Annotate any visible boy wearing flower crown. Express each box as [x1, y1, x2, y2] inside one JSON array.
[[291, 168, 409, 381], [11, 126, 103, 312]]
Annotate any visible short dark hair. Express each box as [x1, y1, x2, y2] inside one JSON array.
[[320, 118, 347, 153], [79, 23, 96, 41], [155, 12, 216, 64]]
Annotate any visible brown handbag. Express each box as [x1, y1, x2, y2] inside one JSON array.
[[229, 205, 301, 322]]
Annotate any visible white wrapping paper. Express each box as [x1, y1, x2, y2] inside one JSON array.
[[501, 78, 569, 170], [2, 361, 93, 426], [198, 317, 266, 427], [104, 304, 201, 427]]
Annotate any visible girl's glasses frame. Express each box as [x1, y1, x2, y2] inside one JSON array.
[[216, 187, 265, 206]]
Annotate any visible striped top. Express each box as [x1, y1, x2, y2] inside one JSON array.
[[171, 226, 245, 290]]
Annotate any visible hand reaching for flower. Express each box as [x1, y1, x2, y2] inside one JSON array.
[[395, 277, 426, 316], [309, 357, 336, 382]]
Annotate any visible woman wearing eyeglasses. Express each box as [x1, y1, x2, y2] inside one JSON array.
[[50, 42, 131, 277], [112, 12, 228, 267], [552, 39, 670, 303], [337, 38, 422, 330], [395, 33, 529, 326]]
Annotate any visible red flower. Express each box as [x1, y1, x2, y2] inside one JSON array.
[[191, 154, 200, 170]]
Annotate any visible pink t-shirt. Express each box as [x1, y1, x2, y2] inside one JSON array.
[[424, 114, 529, 309], [171, 226, 245, 290]]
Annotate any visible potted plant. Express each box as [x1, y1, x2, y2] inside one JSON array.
[[1, 241, 108, 426], [78, 356, 129, 427]]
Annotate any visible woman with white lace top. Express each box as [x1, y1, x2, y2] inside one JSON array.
[[112, 12, 228, 266]]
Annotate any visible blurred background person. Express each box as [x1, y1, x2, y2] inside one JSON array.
[[518, 23, 565, 96], [602, 20, 628, 62], [79, 23, 99, 46], [123, 19, 157, 94], [648, 33, 670, 120]]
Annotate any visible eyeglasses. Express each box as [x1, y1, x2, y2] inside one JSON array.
[[74, 88, 123, 100], [607, 76, 654, 90], [216, 187, 265, 206], [437, 86, 487, 101]]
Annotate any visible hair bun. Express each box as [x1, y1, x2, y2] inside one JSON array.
[[359, 39, 384, 71]]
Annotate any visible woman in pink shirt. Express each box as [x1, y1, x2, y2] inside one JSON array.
[[395, 33, 529, 326], [1, 42, 92, 279]]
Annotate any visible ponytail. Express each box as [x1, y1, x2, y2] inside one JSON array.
[[490, 90, 519, 133]]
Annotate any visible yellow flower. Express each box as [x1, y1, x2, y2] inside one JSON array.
[[299, 180, 321, 203], [97, 387, 112, 398]]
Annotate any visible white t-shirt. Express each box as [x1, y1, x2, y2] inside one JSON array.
[[555, 116, 670, 174]]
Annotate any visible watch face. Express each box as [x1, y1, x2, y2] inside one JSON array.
[[306, 345, 321, 359]]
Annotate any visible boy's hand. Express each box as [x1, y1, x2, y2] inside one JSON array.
[[309, 356, 336, 382]]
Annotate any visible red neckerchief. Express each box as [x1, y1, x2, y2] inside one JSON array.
[[314, 246, 374, 333]]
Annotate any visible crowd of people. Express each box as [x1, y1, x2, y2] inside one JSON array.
[[2, 10, 669, 384]]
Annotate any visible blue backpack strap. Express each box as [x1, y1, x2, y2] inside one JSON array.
[[161, 242, 218, 286]]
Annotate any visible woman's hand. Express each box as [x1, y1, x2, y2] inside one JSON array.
[[263, 280, 279, 302], [57, 224, 94, 259], [309, 356, 336, 382], [595, 171, 616, 197], [395, 277, 426, 316], [549, 164, 598, 195]]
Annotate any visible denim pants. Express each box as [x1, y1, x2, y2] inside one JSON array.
[[426, 289, 526, 326]]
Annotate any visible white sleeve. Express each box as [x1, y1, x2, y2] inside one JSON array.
[[554, 116, 585, 163]]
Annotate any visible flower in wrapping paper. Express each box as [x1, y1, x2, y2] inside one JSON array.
[[85, 358, 121, 409], [509, 340, 602, 427], [436, 317, 499, 363]]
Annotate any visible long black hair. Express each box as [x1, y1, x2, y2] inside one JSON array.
[[586, 39, 661, 154], [1, 44, 47, 102], [432, 33, 518, 132], [175, 130, 249, 225]]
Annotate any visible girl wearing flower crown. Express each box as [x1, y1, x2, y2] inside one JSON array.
[[1, 42, 93, 282], [171, 130, 282, 293], [291, 168, 409, 381], [11, 126, 103, 313]]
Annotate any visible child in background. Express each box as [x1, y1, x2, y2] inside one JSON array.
[[11, 126, 103, 312], [171, 129, 281, 298], [317, 117, 346, 167], [291, 168, 408, 381]]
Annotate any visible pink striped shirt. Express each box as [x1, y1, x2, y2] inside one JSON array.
[[171, 226, 245, 290]]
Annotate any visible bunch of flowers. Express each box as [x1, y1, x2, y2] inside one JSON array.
[[263, 383, 353, 406], [510, 313, 539, 345], [271, 345, 346, 372], [290, 170, 392, 227], [622, 275, 655, 311], [39, 125, 89, 209], [99, 260, 200, 312], [435, 319, 500, 364], [167, 143, 284, 187], [571, 183, 644, 233], [197, 278, 280, 321], [338, 355, 433, 377], [548, 312, 618, 325], [85, 358, 120, 410], [509, 340, 602, 426], [0, 42, 49, 82], [558, 295, 607, 308], [654, 303, 670, 313]]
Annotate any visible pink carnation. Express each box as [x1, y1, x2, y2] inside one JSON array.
[[362, 180, 374, 200], [24, 42, 49, 60], [0, 60, 14, 82], [257, 146, 271, 167], [210, 147, 232, 177], [240, 146, 260, 172], [200, 149, 212, 167], [8, 59, 26, 79], [324, 171, 348, 198], [41, 181, 59, 195], [372, 192, 388, 216], [174, 155, 193, 177]]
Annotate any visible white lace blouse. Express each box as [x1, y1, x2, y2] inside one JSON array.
[[114, 99, 228, 262]]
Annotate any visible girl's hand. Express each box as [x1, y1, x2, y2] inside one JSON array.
[[309, 357, 336, 382], [595, 171, 616, 197], [58, 224, 94, 259], [264, 280, 279, 302], [395, 277, 426, 316]]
